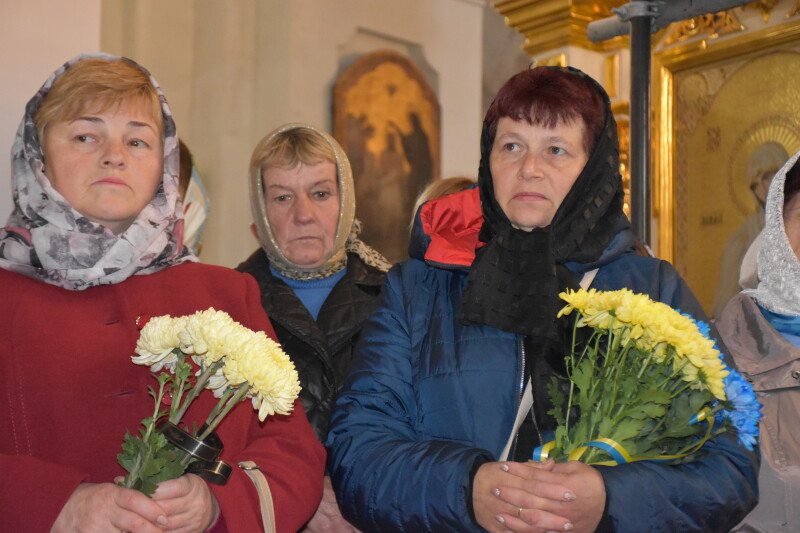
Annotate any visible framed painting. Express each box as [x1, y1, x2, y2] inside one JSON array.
[[333, 50, 440, 264], [653, 18, 800, 316]]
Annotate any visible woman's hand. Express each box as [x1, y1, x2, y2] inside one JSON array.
[[499, 461, 606, 533], [151, 474, 218, 533], [51, 482, 168, 533], [473, 460, 575, 533], [302, 476, 362, 533]]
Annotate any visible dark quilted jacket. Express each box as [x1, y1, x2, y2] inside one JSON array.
[[237, 249, 385, 443]]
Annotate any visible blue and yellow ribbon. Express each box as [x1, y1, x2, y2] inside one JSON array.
[[531, 408, 716, 465]]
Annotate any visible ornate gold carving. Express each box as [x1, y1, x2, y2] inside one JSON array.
[[744, 0, 779, 22], [493, 0, 629, 55], [604, 54, 619, 98], [789, 0, 800, 17], [611, 102, 630, 217], [535, 53, 567, 67], [664, 11, 745, 46]]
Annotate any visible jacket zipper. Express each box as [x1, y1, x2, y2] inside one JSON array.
[[510, 338, 542, 459]]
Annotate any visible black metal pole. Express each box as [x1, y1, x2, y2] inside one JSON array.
[[629, 14, 652, 247]]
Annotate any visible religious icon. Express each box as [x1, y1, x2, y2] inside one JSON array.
[[333, 50, 440, 263]]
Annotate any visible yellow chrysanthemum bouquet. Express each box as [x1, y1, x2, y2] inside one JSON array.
[[117, 308, 300, 496], [534, 288, 760, 465]]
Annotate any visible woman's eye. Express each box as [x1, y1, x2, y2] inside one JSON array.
[[549, 146, 566, 155], [312, 191, 331, 199], [129, 139, 150, 148], [274, 194, 291, 202], [75, 134, 93, 143], [503, 142, 520, 152]]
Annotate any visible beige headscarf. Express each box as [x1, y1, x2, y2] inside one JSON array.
[[249, 123, 389, 280]]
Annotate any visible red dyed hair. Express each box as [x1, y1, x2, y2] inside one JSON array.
[[484, 67, 605, 155]]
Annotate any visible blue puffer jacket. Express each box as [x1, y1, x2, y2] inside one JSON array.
[[327, 189, 758, 532]]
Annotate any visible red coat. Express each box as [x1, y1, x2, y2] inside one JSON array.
[[0, 263, 325, 532]]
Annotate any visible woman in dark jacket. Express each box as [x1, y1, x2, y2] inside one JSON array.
[[237, 123, 390, 532], [326, 66, 758, 532]]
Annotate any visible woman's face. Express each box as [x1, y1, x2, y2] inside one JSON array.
[[784, 190, 800, 259], [42, 103, 163, 235], [490, 116, 588, 230], [263, 161, 340, 269]]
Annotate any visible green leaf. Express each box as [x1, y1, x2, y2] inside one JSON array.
[[640, 388, 672, 404], [547, 377, 566, 425], [610, 418, 643, 442], [572, 359, 593, 393]]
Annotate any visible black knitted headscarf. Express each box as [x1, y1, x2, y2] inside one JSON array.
[[458, 66, 627, 371]]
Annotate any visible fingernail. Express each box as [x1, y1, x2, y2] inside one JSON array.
[[492, 488, 501, 497], [157, 515, 168, 526], [496, 515, 506, 524], [564, 522, 574, 531], [564, 491, 576, 501], [501, 463, 510, 472]]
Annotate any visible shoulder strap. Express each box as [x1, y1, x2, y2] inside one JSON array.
[[238, 461, 276, 533]]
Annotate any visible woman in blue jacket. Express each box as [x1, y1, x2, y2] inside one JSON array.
[[326, 66, 758, 533]]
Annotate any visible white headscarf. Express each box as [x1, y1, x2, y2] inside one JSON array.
[[0, 53, 195, 290], [745, 149, 800, 315]]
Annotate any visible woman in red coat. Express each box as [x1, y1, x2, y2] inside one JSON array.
[[0, 54, 325, 533]]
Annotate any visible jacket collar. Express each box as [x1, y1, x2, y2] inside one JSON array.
[[408, 186, 633, 273]]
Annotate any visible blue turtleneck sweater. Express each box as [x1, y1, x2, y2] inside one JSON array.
[[270, 267, 347, 320]]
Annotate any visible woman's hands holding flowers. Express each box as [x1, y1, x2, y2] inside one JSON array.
[[52, 482, 168, 533], [499, 461, 605, 533], [473, 460, 575, 533], [151, 474, 218, 533]]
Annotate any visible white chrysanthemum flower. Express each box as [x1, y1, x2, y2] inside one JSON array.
[[181, 308, 248, 363], [220, 330, 300, 420], [133, 308, 300, 423], [132, 315, 186, 371]]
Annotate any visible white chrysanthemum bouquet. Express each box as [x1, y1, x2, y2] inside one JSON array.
[[117, 308, 300, 496]]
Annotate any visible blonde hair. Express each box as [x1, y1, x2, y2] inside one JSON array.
[[410, 176, 475, 230], [250, 127, 336, 172], [33, 57, 163, 139]]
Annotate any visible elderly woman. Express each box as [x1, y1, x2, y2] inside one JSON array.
[[326, 66, 758, 533], [237, 124, 390, 532], [717, 151, 800, 532], [0, 55, 324, 532]]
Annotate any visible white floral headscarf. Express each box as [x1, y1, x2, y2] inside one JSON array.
[[0, 53, 196, 290], [746, 149, 800, 315]]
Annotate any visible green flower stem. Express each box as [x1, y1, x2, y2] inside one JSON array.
[[169, 352, 190, 421], [172, 360, 225, 424], [199, 382, 250, 441], [564, 318, 584, 437], [125, 378, 168, 489], [655, 358, 689, 391]]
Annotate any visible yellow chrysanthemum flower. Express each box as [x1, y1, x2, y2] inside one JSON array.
[[559, 288, 728, 401]]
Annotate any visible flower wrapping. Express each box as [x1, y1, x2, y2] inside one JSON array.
[[534, 288, 761, 465], [118, 308, 300, 496]]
